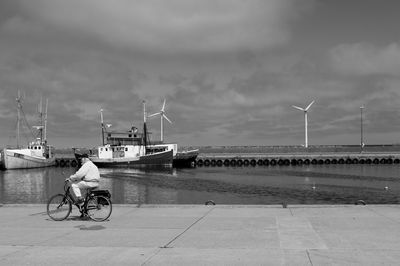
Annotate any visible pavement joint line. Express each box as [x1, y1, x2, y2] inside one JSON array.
[[141, 248, 163, 266], [0, 245, 34, 263], [161, 206, 216, 249], [140, 207, 216, 265], [366, 205, 400, 225], [306, 249, 314, 266], [30, 211, 48, 216], [0, 224, 80, 263]]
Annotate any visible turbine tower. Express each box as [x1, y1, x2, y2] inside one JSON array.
[[148, 99, 172, 142], [292, 100, 315, 148]]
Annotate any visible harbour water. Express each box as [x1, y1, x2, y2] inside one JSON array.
[[1, 164, 400, 205]]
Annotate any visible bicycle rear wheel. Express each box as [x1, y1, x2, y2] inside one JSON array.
[[86, 195, 112, 222], [47, 194, 72, 221]]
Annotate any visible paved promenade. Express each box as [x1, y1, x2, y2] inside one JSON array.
[[1, 204, 400, 265]]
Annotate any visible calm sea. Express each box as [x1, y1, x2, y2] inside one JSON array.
[[1, 164, 400, 205]]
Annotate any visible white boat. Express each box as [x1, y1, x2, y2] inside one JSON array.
[[88, 145, 173, 167], [80, 101, 173, 168], [1, 142, 55, 169], [1, 94, 55, 170]]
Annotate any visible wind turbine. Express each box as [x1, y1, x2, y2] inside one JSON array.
[[148, 99, 172, 142], [292, 100, 315, 148]]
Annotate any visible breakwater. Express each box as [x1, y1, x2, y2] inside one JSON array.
[[195, 153, 400, 167], [54, 157, 78, 167], [54, 145, 400, 167], [53, 153, 400, 167]]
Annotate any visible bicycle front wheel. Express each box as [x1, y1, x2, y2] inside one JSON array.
[[47, 194, 72, 221], [86, 195, 112, 222]]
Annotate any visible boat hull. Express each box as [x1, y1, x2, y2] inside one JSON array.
[[173, 149, 199, 167], [90, 149, 173, 168], [1, 149, 56, 170]]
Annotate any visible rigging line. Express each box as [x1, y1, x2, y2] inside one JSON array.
[[19, 106, 35, 138]]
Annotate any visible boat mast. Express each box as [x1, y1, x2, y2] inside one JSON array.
[[44, 98, 48, 144], [142, 101, 148, 149], [16, 91, 22, 148], [100, 109, 105, 145], [38, 97, 44, 143]]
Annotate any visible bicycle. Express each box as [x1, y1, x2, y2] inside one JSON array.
[[47, 180, 112, 222]]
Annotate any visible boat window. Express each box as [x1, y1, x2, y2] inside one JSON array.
[[105, 148, 108, 151], [125, 148, 128, 151]]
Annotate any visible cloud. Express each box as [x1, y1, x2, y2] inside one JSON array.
[[329, 42, 400, 76], [4, 0, 400, 147], [17, 0, 306, 54]]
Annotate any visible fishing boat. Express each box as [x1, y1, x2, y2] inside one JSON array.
[[82, 101, 173, 167], [1, 93, 55, 170]]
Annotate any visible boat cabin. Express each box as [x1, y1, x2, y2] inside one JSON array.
[[97, 144, 146, 159], [28, 139, 52, 158], [106, 129, 144, 146]]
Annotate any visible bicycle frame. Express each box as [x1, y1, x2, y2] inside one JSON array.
[[64, 183, 80, 205]]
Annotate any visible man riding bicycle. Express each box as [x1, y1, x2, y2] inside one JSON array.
[[66, 153, 100, 205]]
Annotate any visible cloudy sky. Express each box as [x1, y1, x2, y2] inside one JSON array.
[[1, 0, 400, 148]]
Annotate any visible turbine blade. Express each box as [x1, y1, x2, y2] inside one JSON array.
[[161, 99, 166, 112], [292, 105, 304, 111], [163, 114, 172, 124], [305, 100, 315, 111], [148, 112, 161, 118]]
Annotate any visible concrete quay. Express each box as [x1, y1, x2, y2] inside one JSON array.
[[1, 204, 400, 265]]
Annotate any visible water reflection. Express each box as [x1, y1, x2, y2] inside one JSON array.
[[1, 164, 400, 204], [98, 166, 178, 204], [1, 168, 52, 204]]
